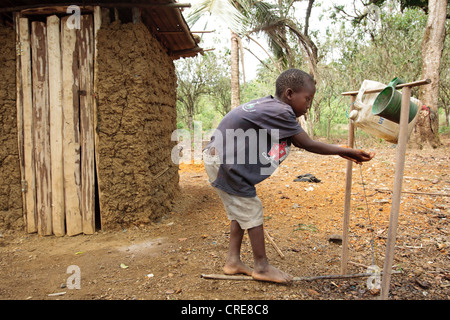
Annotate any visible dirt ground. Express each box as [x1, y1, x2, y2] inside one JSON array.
[[0, 137, 449, 301]]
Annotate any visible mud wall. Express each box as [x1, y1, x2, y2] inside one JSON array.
[[96, 21, 179, 229], [0, 26, 23, 230]]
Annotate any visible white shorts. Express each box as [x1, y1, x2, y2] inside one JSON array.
[[203, 149, 264, 230]]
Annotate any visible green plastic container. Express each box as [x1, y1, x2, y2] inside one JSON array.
[[372, 77, 418, 124]]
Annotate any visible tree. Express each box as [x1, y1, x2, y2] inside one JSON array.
[[211, 73, 233, 116], [439, 23, 450, 127], [188, 0, 320, 109], [331, 0, 448, 148], [207, 50, 233, 116], [245, 0, 319, 79], [313, 64, 346, 140], [409, 0, 448, 148], [242, 0, 320, 134], [175, 54, 215, 131], [187, 0, 248, 109]]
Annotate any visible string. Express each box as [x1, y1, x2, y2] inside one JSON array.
[[358, 163, 376, 266], [354, 131, 376, 267]]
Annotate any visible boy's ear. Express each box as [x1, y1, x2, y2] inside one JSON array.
[[284, 88, 294, 100]]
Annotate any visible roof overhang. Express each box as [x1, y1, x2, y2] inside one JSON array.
[[0, 0, 203, 59]]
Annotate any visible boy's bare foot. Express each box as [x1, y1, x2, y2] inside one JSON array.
[[252, 264, 293, 284], [223, 260, 253, 276]]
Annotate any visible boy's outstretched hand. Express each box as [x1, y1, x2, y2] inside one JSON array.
[[290, 132, 375, 164], [339, 145, 375, 165]]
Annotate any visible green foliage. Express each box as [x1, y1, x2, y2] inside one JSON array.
[[241, 64, 278, 101], [176, 0, 449, 142], [175, 49, 232, 130]]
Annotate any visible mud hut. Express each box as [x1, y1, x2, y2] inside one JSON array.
[[0, 1, 202, 236]]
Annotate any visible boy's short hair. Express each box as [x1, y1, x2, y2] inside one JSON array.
[[275, 69, 315, 98]]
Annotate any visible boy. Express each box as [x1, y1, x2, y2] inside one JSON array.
[[203, 69, 374, 284]]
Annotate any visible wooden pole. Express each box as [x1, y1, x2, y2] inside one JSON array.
[[380, 86, 412, 299], [19, 17, 38, 234], [61, 15, 83, 236], [375, 188, 449, 197], [93, 6, 103, 230], [47, 15, 65, 236], [31, 21, 53, 236], [341, 79, 431, 96], [79, 15, 96, 235], [14, 12, 27, 229], [201, 271, 402, 282], [341, 94, 356, 275]]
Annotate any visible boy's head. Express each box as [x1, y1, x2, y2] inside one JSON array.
[[275, 69, 316, 118]]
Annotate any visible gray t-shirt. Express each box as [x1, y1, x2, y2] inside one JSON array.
[[206, 95, 303, 197]]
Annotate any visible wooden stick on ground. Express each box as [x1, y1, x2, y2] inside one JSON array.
[[375, 188, 449, 197], [264, 229, 285, 259], [201, 271, 402, 282]]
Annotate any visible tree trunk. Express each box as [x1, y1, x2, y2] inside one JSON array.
[[231, 30, 240, 108], [188, 113, 194, 132], [409, 0, 447, 149]]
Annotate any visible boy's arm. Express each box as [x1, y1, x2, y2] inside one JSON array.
[[291, 131, 375, 164]]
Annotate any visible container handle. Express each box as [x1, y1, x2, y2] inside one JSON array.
[[387, 77, 404, 89]]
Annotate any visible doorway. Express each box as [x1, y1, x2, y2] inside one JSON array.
[[16, 13, 98, 236]]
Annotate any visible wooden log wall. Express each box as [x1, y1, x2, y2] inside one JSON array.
[[14, 5, 175, 236], [16, 9, 100, 236]]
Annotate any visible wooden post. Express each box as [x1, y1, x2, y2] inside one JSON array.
[[61, 16, 82, 236], [341, 94, 356, 274], [380, 86, 412, 299], [341, 79, 431, 298], [31, 21, 52, 236], [19, 17, 37, 234], [47, 15, 65, 236], [14, 12, 27, 229], [79, 15, 96, 235], [93, 6, 103, 230]]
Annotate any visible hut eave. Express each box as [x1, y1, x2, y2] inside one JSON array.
[[0, 0, 203, 59]]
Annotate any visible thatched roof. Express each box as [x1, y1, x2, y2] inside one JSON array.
[[0, 0, 202, 59]]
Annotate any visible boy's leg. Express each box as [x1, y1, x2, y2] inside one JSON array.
[[223, 220, 253, 276], [248, 224, 293, 284]]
